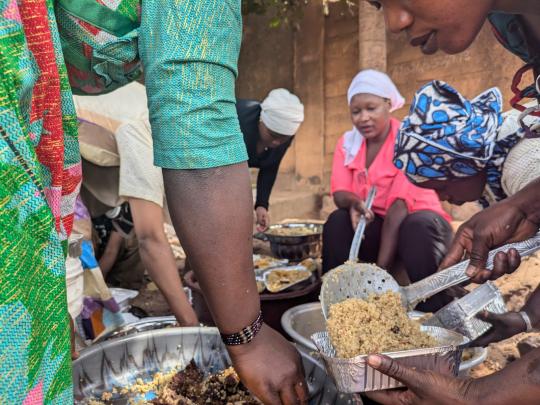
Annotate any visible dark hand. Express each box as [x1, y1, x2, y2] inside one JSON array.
[[350, 200, 374, 230], [471, 311, 528, 347], [365, 355, 478, 405], [228, 324, 308, 404], [439, 199, 534, 283]]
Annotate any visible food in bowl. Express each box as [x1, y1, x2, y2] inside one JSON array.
[[265, 268, 312, 293], [266, 226, 319, 237], [326, 292, 437, 358], [91, 361, 259, 404]]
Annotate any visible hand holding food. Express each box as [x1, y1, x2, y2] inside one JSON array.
[[440, 182, 540, 283], [471, 311, 531, 347], [227, 324, 308, 405], [365, 355, 479, 405]]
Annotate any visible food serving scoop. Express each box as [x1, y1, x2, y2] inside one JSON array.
[[321, 230, 540, 319]]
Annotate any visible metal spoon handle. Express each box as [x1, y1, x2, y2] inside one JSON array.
[[403, 230, 540, 309], [348, 186, 377, 262]]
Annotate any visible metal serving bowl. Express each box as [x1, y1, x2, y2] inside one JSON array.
[[256, 223, 323, 261], [281, 302, 487, 376], [73, 327, 357, 404], [263, 223, 323, 245]]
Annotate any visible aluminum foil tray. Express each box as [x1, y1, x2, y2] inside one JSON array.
[[424, 282, 506, 340], [263, 265, 312, 293], [311, 326, 466, 393]]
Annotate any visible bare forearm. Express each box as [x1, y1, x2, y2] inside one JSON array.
[[163, 163, 259, 334], [472, 348, 540, 405], [138, 237, 198, 325], [333, 191, 361, 210], [98, 231, 123, 277]]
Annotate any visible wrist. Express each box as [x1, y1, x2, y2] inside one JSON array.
[[522, 308, 540, 330], [511, 178, 540, 224], [220, 310, 263, 346], [466, 377, 500, 405]]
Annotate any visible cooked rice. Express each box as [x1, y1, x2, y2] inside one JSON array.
[[326, 292, 437, 358]]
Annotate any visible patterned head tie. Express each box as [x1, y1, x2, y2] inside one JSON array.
[[394, 80, 504, 184]]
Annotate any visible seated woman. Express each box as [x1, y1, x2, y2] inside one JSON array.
[[394, 80, 540, 346], [322, 70, 453, 312]]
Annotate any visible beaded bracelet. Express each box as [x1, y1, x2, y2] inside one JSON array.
[[221, 311, 263, 346]]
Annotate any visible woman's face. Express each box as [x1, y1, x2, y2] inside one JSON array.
[[417, 171, 488, 205], [367, 0, 493, 55], [350, 93, 391, 140], [258, 121, 291, 149]]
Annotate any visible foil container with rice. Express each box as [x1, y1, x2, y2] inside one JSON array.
[[311, 326, 465, 393], [310, 292, 467, 393]]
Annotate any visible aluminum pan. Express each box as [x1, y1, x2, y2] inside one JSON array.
[[311, 326, 466, 393]]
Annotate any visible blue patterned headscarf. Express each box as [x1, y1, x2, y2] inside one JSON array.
[[394, 81, 522, 207]]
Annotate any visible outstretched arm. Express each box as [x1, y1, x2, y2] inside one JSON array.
[[129, 198, 198, 326], [163, 164, 307, 404]]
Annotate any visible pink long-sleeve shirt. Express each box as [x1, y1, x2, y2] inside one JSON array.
[[331, 118, 452, 222]]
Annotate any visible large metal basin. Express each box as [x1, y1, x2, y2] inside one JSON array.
[[73, 326, 356, 404], [281, 302, 487, 376]]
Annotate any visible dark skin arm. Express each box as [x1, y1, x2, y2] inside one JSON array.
[[440, 178, 540, 283], [333, 190, 374, 230], [163, 163, 307, 405], [366, 348, 540, 405], [98, 230, 123, 278], [129, 198, 198, 326], [377, 199, 408, 270]]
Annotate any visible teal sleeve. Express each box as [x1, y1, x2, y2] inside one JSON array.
[[139, 0, 248, 169]]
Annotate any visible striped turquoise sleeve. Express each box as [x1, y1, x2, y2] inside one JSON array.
[[139, 0, 248, 169]]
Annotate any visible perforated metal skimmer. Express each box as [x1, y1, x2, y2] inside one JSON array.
[[321, 230, 540, 319]]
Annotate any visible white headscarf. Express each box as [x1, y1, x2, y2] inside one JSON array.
[[260, 89, 305, 136], [343, 70, 405, 165]]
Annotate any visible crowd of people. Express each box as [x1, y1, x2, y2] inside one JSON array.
[[1, 0, 540, 404]]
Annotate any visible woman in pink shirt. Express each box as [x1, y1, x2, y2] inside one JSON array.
[[323, 70, 453, 312]]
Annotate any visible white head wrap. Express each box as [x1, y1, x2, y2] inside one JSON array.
[[347, 69, 405, 111], [260, 89, 305, 136], [343, 70, 405, 165]]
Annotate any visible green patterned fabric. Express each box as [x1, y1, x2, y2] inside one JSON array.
[[0, 0, 81, 403], [140, 0, 248, 169], [56, 0, 248, 169], [55, 0, 141, 95]]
